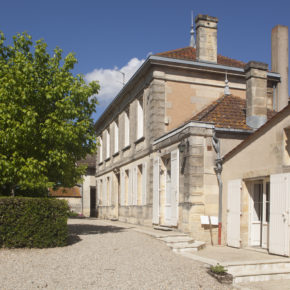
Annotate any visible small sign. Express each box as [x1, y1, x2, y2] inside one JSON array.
[[200, 215, 218, 225]]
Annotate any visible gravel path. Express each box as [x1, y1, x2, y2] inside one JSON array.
[[0, 219, 231, 290]]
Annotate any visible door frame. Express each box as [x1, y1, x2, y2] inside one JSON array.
[[249, 178, 270, 249]]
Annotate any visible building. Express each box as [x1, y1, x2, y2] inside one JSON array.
[[222, 26, 290, 256], [90, 15, 288, 244]]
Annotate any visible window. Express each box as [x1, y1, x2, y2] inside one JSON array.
[[98, 136, 103, 163], [137, 99, 144, 140], [106, 129, 110, 159], [124, 110, 130, 147], [114, 121, 119, 153]]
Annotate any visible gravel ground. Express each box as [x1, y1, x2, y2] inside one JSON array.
[[0, 219, 231, 290]]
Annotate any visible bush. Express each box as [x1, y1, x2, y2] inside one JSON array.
[[0, 197, 69, 248], [210, 264, 228, 275]]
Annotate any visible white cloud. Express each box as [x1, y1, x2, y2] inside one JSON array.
[[85, 57, 145, 112]]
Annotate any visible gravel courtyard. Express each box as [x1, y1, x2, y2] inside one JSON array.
[[0, 219, 231, 290]]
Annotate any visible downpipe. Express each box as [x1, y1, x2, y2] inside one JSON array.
[[212, 132, 223, 245]]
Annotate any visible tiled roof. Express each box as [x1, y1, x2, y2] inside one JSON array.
[[77, 154, 96, 168], [155, 47, 246, 69], [49, 186, 81, 198], [191, 95, 276, 130]]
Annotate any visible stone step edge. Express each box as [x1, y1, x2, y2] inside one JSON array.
[[168, 242, 205, 249], [222, 258, 290, 267], [230, 268, 290, 278]]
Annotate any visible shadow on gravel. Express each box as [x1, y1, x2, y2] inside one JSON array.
[[68, 224, 126, 236], [67, 224, 127, 246]]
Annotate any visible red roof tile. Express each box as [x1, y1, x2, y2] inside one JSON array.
[[191, 95, 276, 130], [49, 186, 81, 197], [155, 47, 246, 69]]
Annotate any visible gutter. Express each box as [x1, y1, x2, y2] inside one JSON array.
[[212, 132, 223, 245]]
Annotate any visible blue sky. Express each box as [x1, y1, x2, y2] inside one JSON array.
[[1, 0, 290, 120]]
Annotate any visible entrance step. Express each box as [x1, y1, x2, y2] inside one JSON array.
[[224, 260, 290, 284], [171, 241, 206, 253], [153, 226, 173, 231], [157, 236, 194, 244]]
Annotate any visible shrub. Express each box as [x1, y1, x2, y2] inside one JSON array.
[[0, 197, 69, 248], [210, 264, 228, 275]]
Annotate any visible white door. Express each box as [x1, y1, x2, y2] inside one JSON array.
[[250, 181, 270, 248], [269, 173, 290, 256], [227, 179, 242, 248], [164, 160, 171, 226], [152, 157, 160, 224], [170, 149, 179, 226]]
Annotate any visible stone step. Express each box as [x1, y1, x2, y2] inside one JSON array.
[[154, 226, 173, 231], [226, 260, 290, 275], [157, 236, 195, 244], [171, 241, 206, 253], [233, 268, 290, 284]]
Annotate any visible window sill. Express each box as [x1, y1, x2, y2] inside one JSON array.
[[105, 157, 111, 162], [112, 152, 119, 157], [98, 162, 103, 166], [134, 136, 145, 145], [122, 145, 131, 152]]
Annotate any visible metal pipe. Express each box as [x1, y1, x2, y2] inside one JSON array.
[[212, 132, 223, 245]]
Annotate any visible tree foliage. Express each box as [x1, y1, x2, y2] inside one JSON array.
[[0, 31, 99, 195]]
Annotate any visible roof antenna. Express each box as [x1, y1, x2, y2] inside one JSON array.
[[224, 72, 230, 95], [190, 11, 196, 48]]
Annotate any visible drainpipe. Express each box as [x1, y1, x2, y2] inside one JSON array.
[[212, 132, 223, 245]]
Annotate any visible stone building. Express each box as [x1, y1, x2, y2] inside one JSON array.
[[222, 25, 290, 256], [90, 15, 287, 244]]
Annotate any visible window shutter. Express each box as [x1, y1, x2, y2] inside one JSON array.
[[142, 162, 147, 205], [227, 179, 242, 248], [120, 169, 125, 206], [133, 166, 138, 205], [137, 100, 143, 139], [128, 169, 132, 205], [152, 157, 160, 224], [103, 178, 107, 206], [170, 149, 179, 226]]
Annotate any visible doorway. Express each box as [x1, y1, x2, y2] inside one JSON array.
[[250, 180, 270, 249], [90, 186, 97, 217]]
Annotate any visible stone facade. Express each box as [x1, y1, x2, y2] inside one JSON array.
[[91, 15, 284, 245]]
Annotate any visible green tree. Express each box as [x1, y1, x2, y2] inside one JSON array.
[[0, 31, 99, 196]]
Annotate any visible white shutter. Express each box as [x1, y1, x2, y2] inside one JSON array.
[[152, 157, 160, 224], [137, 100, 143, 139], [103, 178, 107, 206], [170, 149, 179, 226], [108, 176, 112, 206], [99, 137, 103, 163], [120, 169, 125, 206], [227, 179, 242, 248], [114, 122, 119, 153], [133, 166, 138, 205], [142, 162, 147, 205], [128, 169, 132, 205], [106, 130, 110, 159], [269, 173, 290, 256], [124, 113, 130, 147]]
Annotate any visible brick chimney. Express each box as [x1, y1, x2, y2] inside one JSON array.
[[245, 61, 268, 129], [195, 14, 218, 63], [272, 25, 289, 111]]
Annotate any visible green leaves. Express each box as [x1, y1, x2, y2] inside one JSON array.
[[0, 31, 99, 195]]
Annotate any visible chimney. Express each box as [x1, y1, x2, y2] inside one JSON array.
[[195, 14, 218, 63], [271, 25, 289, 111], [245, 61, 268, 129]]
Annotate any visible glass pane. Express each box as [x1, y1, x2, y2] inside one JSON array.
[[253, 183, 263, 222], [266, 182, 270, 223]]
